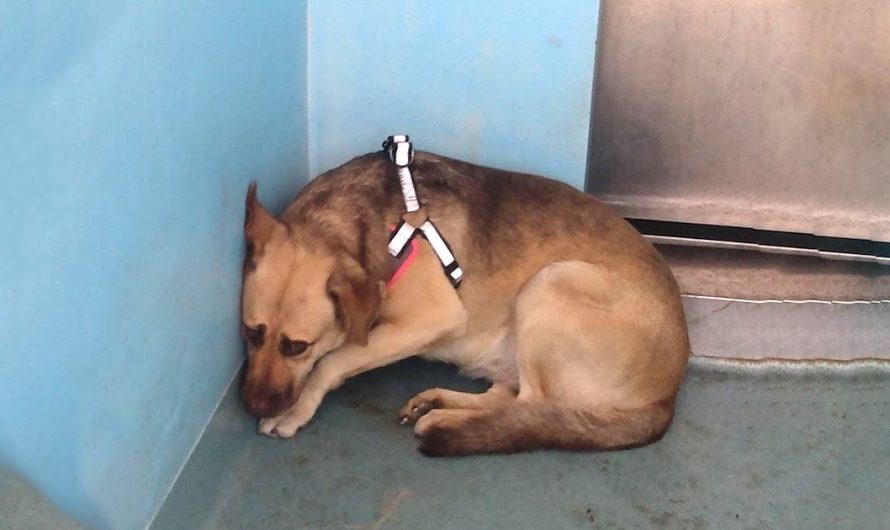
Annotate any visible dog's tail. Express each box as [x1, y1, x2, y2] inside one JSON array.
[[416, 399, 675, 456]]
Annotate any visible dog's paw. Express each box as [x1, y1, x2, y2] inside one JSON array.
[[257, 416, 284, 438], [398, 389, 444, 426], [257, 414, 302, 439], [412, 409, 464, 456]]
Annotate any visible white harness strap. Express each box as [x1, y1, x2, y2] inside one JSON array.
[[420, 220, 464, 284], [387, 221, 417, 257], [389, 137, 421, 212], [383, 135, 464, 287]]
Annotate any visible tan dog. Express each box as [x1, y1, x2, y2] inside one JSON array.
[[240, 150, 690, 456]]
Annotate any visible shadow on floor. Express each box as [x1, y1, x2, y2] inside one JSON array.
[[0, 467, 84, 530], [152, 357, 890, 530]]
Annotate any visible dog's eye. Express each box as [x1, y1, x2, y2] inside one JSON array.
[[280, 337, 311, 357], [243, 324, 265, 347]]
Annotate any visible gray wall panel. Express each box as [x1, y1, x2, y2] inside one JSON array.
[[590, 0, 890, 241]]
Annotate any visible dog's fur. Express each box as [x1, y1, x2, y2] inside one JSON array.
[[240, 151, 690, 456]]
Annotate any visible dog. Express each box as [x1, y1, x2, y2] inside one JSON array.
[[239, 146, 690, 456]]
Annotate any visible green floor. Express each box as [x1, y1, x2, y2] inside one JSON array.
[[151, 357, 890, 530]]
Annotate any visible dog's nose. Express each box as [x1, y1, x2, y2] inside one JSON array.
[[244, 388, 289, 418]]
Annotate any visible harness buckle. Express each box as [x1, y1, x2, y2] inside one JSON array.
[[383, 135, 414, 167]]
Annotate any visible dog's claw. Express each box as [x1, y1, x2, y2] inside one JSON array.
[[399, 393, 441, 426]]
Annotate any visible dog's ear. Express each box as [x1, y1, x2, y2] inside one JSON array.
[[327, 259, 384, 347], [244, 182, 281, 252]]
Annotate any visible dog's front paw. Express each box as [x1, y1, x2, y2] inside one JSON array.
[[399, 389, 445, 426], [257, 414, 303, 439]]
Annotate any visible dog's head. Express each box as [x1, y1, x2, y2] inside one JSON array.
[[239, 183, 384, 418]]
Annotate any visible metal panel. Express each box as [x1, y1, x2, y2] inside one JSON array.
[[589, 0, 890, 241]]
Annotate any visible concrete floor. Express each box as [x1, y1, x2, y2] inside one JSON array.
[[0, 466, 84, 530], [151, 357, 890, 530], [671, 246, 890, 361], [661, 245, 890, 301], [682, 296, 890, 360]]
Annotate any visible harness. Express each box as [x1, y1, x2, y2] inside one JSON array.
[[383, 135, 463, 288]]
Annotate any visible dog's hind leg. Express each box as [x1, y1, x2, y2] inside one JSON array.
[[412, 260, 688, 456], [412, 398, 675, 456], [398, 383, 515, 425]]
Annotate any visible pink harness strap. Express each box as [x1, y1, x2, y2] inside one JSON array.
[[386, 234, 419, 290]]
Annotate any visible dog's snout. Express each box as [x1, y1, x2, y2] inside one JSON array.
[[242, 382, 295, 418], [244, 391, 282, 418]]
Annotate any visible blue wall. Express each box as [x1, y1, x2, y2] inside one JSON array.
[[307, 0, 600, 189], [0, 2, 308, 529], [0, 1, 600, 527]]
